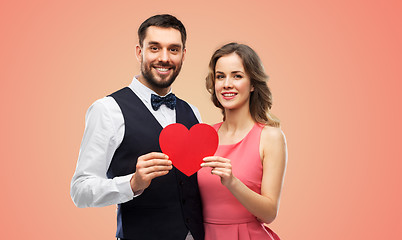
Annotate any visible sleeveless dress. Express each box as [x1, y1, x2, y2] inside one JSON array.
[[198, 122, 280, 240]]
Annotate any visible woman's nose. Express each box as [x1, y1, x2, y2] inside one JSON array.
[[223, 77, 233, 88]]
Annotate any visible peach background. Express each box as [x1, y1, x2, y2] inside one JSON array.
[[1, 0, 401, 239]]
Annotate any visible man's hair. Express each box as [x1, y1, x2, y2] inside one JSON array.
[[138, 14, 187, 48]]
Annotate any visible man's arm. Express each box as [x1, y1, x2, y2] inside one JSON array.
[[70, 98, 134, 208]]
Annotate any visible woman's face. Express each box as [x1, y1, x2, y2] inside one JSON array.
[[214, 53, 254, 111]]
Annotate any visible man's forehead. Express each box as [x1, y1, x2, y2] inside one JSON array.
[[143, 26, 183, 47]]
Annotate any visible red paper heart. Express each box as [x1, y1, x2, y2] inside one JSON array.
[[159, 123, 218, 176]]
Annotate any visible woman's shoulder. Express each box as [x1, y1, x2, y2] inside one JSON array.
[[212, 122, 223, 131], [260, 124, 286, 145], [260, 125, 287, 164]]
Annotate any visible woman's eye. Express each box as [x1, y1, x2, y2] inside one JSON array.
[[234, 74, 243, 79], [216, 75, 224, 79]]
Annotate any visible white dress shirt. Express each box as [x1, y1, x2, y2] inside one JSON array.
[[70, 76, 202, 208]]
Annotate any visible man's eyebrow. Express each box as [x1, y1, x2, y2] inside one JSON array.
[[169, 44, 183, 48], [147, 41, 182, 49], [147, 41, 161, 46]]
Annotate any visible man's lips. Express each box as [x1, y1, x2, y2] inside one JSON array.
[[153, 66, 173, 75]]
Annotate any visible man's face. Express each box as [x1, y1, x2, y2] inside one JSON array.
[[136, 26, 186, 94]]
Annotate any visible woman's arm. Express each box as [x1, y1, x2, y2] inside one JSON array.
[[201, 126, 287, 223]]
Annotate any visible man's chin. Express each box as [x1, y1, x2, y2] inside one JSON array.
[[148, 77, 175, 89], [142, 68, 178, 89], [152, 70, 173, 80]]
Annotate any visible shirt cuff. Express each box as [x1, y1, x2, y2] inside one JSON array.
[[115, 174, 135, 201]]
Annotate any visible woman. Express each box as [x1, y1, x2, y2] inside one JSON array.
[[198, 43, 287, 240]]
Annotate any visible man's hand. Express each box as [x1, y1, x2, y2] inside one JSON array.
[[130, 152, 172, 193]]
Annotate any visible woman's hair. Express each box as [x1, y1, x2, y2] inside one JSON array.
[[206, 42, 280, 127]]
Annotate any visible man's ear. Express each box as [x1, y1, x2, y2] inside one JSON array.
[[182, 48, 186, 62], [135, 45, 142, 63]]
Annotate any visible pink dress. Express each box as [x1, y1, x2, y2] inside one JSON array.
[[198, 122, 280, 240]]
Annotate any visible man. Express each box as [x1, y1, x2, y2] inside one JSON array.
[[70, 14, 204, 240]]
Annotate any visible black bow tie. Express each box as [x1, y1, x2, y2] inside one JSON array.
[[151, 93, 176, 111]]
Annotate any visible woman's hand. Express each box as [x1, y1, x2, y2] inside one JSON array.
[[201, 156, 236, 187]]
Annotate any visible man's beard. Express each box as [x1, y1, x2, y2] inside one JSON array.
[[141, 62, 182, 89]]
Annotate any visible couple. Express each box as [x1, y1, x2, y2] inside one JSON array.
[[71, 14, 287, 240]]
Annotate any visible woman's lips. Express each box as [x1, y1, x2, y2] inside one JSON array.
[[221, 92, 237, 100]]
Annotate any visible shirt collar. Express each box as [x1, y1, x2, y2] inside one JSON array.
[[128, 75, 172, 104]]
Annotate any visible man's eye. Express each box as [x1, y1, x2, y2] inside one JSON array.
[[170, 48, 179, 52], [150, 47, 158, 51]]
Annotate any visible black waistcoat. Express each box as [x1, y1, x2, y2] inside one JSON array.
[[107, 87, 204, 240]]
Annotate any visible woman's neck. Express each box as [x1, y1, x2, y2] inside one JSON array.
[[218, 107, 255, 145], [222, 107, 255, 133]]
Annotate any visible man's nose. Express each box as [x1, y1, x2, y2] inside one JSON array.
[[158, 49, 169, 62]]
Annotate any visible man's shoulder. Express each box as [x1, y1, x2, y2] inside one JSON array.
[[87, 96, 120, 117], [108, 87, 132, 98], [175, 97, 202, 123], [175, 97, 195, 109], [175, 96, 189, 104], [91, 96, 116, 107]]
